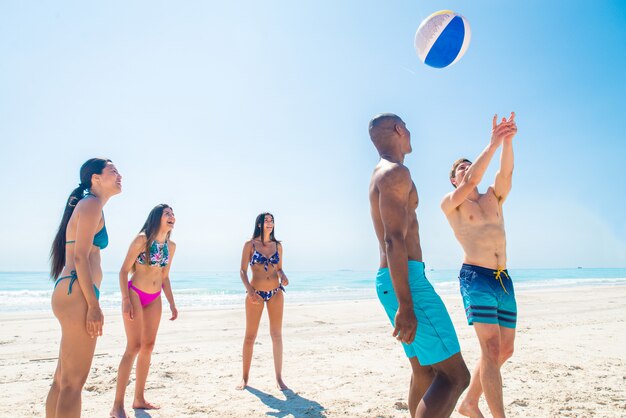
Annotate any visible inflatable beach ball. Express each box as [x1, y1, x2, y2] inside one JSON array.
[[414, 10, 471, 68]]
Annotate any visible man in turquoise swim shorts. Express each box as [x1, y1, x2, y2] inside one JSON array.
[[369, 113, 469, 418], [441, 112, 519, 418]]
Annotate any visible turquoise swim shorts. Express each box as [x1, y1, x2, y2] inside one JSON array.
[[376, 261, 461, 366], [459, 264, 517, 328]]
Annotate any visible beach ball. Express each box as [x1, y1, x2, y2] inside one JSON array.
[[414, 10, 471, 68]]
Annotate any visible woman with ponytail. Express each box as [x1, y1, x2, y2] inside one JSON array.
[[110, 204, 178, 418], [237, 212, 289, 391], [46, 158, 122, 418]]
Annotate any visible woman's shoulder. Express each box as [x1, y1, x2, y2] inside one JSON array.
[[167, 240, 176, 249], [75, 195, 102, 215], [132, 233, 149, 246]]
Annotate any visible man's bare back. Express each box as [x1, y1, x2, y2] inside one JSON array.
[[369, 159, 422, 269]]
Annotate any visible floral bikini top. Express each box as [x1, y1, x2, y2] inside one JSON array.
[[250, 242, 279, 272], [137, 240, 169, 267]]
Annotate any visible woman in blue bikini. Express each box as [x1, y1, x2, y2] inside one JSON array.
[[47, 158, 122, 418], [237, 212, 290, 390], [110, 204, 178, 418]]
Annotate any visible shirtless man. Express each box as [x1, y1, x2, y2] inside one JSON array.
[[441, 113, 518, 418], [369, 113, 470, 418]]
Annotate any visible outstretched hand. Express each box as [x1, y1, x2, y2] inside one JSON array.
[[491, 112, 517, 146]]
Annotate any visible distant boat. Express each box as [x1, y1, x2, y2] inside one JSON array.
[[577, 266, 582, 269]]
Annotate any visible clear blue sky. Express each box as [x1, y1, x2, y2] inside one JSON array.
[[1, 1, 625, 272]]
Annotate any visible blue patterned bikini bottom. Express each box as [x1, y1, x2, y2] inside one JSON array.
[[255, 285, 285, 302]]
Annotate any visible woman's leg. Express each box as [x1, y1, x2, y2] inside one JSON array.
[[133, 296, 162, 409], [266, 290, 288, 390], [110, 290, 144, 418], [45, 352, 61, 418], [47, 287, 98, 418], [236, 295, 264, 390]]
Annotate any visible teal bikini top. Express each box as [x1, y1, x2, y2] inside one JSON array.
[[92, 223, 108, 249], [66, 216, 108, 250]]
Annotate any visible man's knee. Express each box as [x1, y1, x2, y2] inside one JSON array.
[[499, 344, 514, 364], [412, 365, 434, 380], [482, 337, 501, 363], [434, 354, 470, 391], [453, 361, 471, 391]]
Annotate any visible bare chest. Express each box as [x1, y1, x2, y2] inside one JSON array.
[[457, 194, 502, 226]]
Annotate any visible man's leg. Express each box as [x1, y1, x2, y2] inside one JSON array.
[[458, 361, 484, 418], [408, 357, 434, 418], [458, 326, 515, 417], [473, 323, 506, 418], [414, 352, 470, 418]]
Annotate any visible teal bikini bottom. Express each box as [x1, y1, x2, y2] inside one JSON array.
[[54, 270, 100, 300]]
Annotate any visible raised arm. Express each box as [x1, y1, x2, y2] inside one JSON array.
[[493, 112, 517, 201], [441, 114, 516, 214], [162, 241, 178, 320], [73, 197, 104, 337], [378, 165, 416, 344]]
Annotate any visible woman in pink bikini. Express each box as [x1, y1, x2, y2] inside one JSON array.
[[237, 212, 290, 391], [110, 204, 178, 418]]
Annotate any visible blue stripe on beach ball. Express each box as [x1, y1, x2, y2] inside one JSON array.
[[425, 16, 465, 69]]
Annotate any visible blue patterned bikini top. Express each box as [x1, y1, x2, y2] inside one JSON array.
[[250, 242, 279, 272], [137, 240, 169, 267]]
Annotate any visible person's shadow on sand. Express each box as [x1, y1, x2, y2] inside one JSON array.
[[132, 409, 153, 418], [246, 387, 326, 417]]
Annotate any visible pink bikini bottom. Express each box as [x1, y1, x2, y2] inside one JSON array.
[[128, 281, 162, 307]]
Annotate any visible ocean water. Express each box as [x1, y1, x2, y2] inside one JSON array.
[[1, 268, 625, 313]]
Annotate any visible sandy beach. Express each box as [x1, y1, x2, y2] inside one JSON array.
[[1, 285, 625, 417]]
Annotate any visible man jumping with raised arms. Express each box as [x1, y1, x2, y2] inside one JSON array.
[[441, 112, 518, 418], [369, 113, 470, 418]]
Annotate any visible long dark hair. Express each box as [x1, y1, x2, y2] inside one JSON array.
[[140, 203, 173, 258], [252, 212, 280, 244], [50, 158, 111, 279]]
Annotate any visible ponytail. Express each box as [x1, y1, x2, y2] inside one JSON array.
[[49, 158, 111, 279]]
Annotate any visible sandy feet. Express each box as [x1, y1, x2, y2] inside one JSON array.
[[109, 405, 127, 418], [132, 399, 160, 410], [458, 400, 485, 418], [236, 379, 248, 390], [236, 378, 289, 391], [276, 377, 289, 391]]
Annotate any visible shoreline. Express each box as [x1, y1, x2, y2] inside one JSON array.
[[1, 285, 625, 417], [1, 283, 625, 318]]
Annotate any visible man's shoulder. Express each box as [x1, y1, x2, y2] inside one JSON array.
[[376, 163, 411, 186]]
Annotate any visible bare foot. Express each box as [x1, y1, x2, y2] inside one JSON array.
[[109, 405, 127, 418], [458, 399, 484, 418], [236, 379, 248, 390], [276, 377, 289, 391], [132, 400, 160, 410]]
